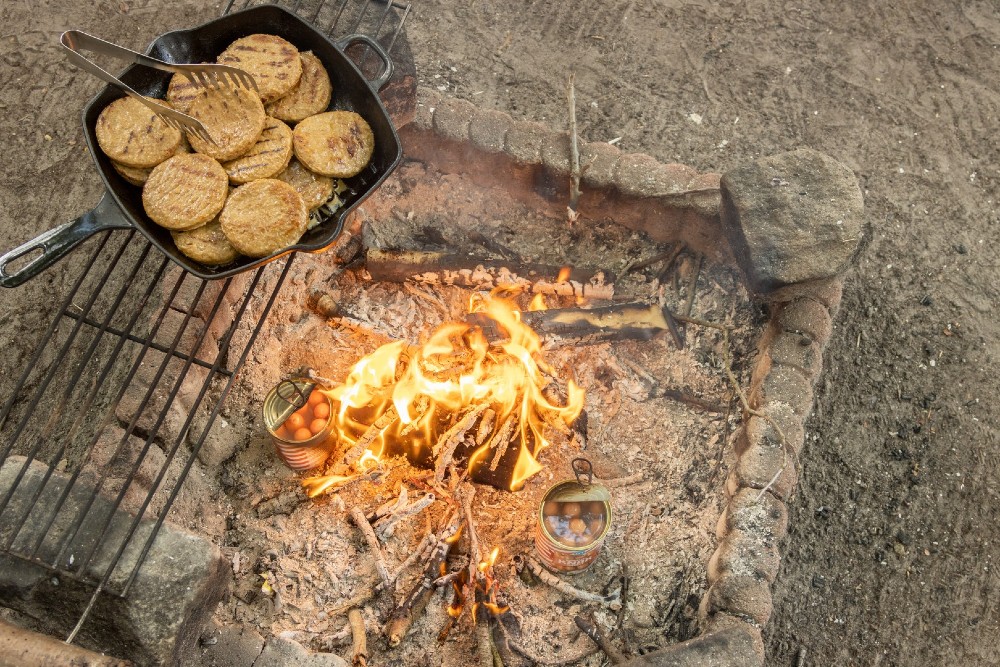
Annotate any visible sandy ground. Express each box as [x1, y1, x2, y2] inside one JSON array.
[[1, 1, 998, 666]]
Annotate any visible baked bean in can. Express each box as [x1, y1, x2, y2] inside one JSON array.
[[534, 458, 611, 574]]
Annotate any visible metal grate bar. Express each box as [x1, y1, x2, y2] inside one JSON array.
[[0, 243, 162, 554], [60, 309, 234, 376]]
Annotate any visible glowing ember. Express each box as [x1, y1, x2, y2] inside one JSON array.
[[309, 295, 584, 492]]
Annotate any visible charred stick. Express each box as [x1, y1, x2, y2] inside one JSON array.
[[399, 395, 431, 437], [567, 72, 582, 224], [344, 405, 399, 466], [385, 511, 463, 646], [515, 555, 621, 607], [348, 608, 368, 667], [476, 619, 495, 667], [653, 388, 727, 414], [392, 531, 437, 584], [615, 564, 630, 629], [368, 485, 409, 524], [513, 302, 675, 347], [657, 243, 686, 283], [365, 248, 615, 299], [467, 230, 523, 263], [477, 408, 497, 445], [433, 404, 491, 482], [497, 621, 599, 667], [461, 483, 482, 602], [374, 493, 436, 540], [488, 413, 518, 471], [625, 245, 678, 273], [597, 472, 645, 489], [349, 507, 392, 589], [574, 614, 626, 664]]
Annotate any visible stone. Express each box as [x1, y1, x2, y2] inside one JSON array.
[[504, 120, 551, 164], [775, 297, 834, 348], [192, 622, 264, 667], [701, 612, 765, 665], [254, 636, 348, 667], [431, 96, 476, 143], [578, 140, 622, 190], [190, 406, 245, 467], [0, 457, 228, 666], [750, 365, 814, 418], [699, 572, 774, 627], [540, 132, 572, 175], [766, 331, 824, 384], [726, 433, 798, 501], [720, 148, 864, 293], [763, 276, 845, 314], [468, 108, 513, 154], [740, 405, 806, 458], [413, 86, 443, 131], [615, 154, 697, 198], [716, 487, 789, 543], [617, 625, 763, 667], [707, 528, 781, 586]]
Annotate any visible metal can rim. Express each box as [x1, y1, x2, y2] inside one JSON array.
[[537, 479, 613, 549]]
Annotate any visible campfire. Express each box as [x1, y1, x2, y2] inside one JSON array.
[[302, 292, 585, 496]]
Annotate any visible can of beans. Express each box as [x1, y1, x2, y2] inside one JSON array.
[[534, 458, 612, 574], [263, 379, 336, 471]]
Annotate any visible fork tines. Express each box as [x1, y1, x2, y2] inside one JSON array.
[[177, 64, 258, 95]]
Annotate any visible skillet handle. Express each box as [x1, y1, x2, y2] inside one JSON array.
[[0, 193, 132, 288], [337, 34, 394, 91]]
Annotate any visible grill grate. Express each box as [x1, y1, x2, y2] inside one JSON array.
[[0, 0, 410, 644]]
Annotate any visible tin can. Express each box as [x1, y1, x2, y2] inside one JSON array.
[[263, 379, 336, 471], [534, 458, 612, 574]]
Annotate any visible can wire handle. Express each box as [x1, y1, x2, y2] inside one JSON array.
[[276, 379, 309, 410], [572, 458, 593, 486]]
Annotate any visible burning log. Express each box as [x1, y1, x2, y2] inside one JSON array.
[[348, 507, 392, 589], [469, 302, 683, 349], [514, 555, 621, 607], [385, 511, 463, 646], [488, 413, 518, 472], [343, 405, 399, 466], [348, 609, 368, 667], [365, 248, 615, 300], [434, 404, 492, 483]]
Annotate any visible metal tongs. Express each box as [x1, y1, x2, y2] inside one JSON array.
[[60, 30, 259, 144]]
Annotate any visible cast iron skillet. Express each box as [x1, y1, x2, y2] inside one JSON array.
[[0, 4, 402, 287]]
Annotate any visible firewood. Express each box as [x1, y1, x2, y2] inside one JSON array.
[[343, 405, 399, 466], [433, 404, 491, 483], [385, 511, 463, 646], [373, 492, 436, 540], [460, 484, 481, 606], [349, 507, 392, 589], [365, 248, 615, 299], [488, 414, 518, 471], [348, 608, 368, 667], [514, 555, 621, 607], [476, 408, 497, 445]]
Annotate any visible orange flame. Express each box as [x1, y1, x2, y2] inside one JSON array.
[[557, 266, 572, 283], [309, 296, 585, 492]]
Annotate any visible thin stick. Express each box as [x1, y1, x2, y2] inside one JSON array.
[[515, 555, 620, 606], [656, 243, 686, 283], [684, 253, 704, 317], [489, 413, 518, 471], [475, 619, 494, 667], [567, 72, 581, 224], [348, 608, 368, 667], [574, 614, 626, 664], [349, 506, 391, 589], [498, 621, 599, 666], [625, 246, 676, 273], [434, 404, 491, 482], [461, 484, 481, 600], [598, 472, 645, 489], [374, 493, 436, 540]]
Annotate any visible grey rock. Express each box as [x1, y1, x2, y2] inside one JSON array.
[[254, 636, 348, 667], [0, 456, 227, 666], [720, 148, 864, 292], [194, 622, 265, 667]]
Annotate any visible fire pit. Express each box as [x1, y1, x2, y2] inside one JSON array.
[[0, 1, 862, 665]]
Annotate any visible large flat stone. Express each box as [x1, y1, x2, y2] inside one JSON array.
[[720, 148, 864, 293], [0, 456, 227, 666]]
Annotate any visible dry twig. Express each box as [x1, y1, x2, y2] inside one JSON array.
[[349, 507, 392, 589], [574, 614, 626, 664], [488, 413, 518, 471], [434, 404, 491, 482], [344, 405, 399, 466], [567, 72, 582, 224], [515, 555, 621, 607], [348, 608, 368, 667]]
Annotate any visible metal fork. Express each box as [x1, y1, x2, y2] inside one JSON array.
[[60, 31, 259, 144]]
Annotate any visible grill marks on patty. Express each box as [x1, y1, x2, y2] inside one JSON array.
[[185, 85, 267, 161], [222, 117, 294, 184], [266, 52, 333, 123], [292, 111, 374, 178], [218, 34, 302, 103], [95, 96, 182, 168], [142, 153, 229, 230]]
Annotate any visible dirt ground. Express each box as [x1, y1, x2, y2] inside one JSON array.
[[1, 1, 998, 666]]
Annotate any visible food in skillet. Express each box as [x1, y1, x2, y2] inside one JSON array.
[[93, 33, 373, 266]]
